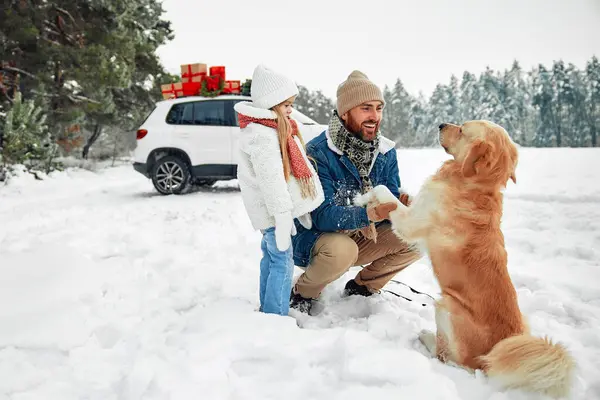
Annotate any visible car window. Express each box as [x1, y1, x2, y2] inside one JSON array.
[[193, 100, 227, 126], [165, 102, 195, 125], [166, 100, 230, 126]]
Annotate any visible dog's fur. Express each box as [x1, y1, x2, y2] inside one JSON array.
[[356, 120, 575, 398]]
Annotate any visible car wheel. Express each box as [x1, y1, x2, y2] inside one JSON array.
[[151, 155, 191, 195]]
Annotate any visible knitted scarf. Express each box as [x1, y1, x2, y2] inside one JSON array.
[[328, 111, 381, 241], [328, 111, 380, 194], [238, 113, 317, 199]]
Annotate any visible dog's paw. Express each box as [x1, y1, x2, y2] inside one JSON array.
[[371, 185, 398, 204]]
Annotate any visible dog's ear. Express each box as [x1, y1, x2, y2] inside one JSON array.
[[462, 140, 493, 178]]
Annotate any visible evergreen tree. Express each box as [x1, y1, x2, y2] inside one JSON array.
[[585, 56, 600, 147], [445, 74, 460, 123], [390, 79, 414, 143], [381, 85, 395, 135], [408, 92, 430, 147], [532, 64, 557, 146], [502, 61, 529, 144], [565, 63, 589, 146], [459, 71, 478, 121], [0, 0, 174, 159], [477, 67, 505, 124], [0, 91, 58, 172]]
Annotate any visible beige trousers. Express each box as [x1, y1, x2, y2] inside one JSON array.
[[293, 223, 422, 299]]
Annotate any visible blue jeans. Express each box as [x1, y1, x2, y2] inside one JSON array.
[[259, 227, 294, 315]]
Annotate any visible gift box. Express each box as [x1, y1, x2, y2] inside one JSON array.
[[161, 83, 179, 99], [180, 63, 208, 83], [209, 66, 226, 81], [161, 81, 201, 99], [223, 80, 241, 94], [182, 81, 201, 97]]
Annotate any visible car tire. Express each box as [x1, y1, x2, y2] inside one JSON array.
[[151, 155, 192, 195]]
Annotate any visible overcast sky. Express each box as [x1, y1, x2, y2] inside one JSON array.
[[156, 0, 600, 99]]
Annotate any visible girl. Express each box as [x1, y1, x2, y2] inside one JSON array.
[[234, 64, 324, 316]]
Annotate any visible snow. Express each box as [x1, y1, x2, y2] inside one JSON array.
[[1, 147, 599, 400]]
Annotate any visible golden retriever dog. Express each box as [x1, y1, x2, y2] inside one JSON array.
[[355, 120, 575, 398]]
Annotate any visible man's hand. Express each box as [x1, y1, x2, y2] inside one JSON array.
[[367, 202, 398, 222], [399, 193, 412, 207]]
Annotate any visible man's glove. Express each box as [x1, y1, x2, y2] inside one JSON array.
[[274, 211, 294, 251]]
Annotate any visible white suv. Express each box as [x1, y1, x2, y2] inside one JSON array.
[[132, 95, 326, 195]]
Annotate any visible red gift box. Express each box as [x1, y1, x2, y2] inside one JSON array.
[[180, 63, 207, 83], [209, 66, 226, 81], [182, 81, 201, 97], [223, 80, 241, 94], [160, 82, 201, 99]]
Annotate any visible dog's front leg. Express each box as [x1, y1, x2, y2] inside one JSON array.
[[355, 185, 431, 244], [387, 196, 431, 244]]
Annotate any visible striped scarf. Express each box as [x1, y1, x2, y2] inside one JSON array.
[[328, 111, 381, 241]]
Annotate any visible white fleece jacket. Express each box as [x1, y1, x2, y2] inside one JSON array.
[[234, 101, 325, 231]]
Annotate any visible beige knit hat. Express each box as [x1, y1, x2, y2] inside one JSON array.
[[336, 70, 385, 116]]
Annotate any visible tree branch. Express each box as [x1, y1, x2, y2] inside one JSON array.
[[0, 66, 35, 79]]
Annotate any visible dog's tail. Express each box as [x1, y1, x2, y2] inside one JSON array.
[[480, 334, 576, 398]]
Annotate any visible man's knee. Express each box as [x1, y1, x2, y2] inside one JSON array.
[[312, 233, 359, 273], [378, 223, 421, 256]]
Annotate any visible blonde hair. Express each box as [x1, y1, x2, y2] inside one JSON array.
[[271, 96, 310, 181]]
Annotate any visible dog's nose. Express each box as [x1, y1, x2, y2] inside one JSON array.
[[439, 123, 448, 131]]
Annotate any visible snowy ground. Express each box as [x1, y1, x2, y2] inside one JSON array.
[[1, 147, 599, 400]]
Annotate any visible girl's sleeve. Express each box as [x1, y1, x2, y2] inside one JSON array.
[[248, 126, 294, 216]]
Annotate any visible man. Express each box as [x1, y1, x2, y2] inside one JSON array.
[[290, 70, 421, 313]]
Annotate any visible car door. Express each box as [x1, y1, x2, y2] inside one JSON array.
[[165, 101, 195, 160], [167, 99, 232, 168], [189, 99, 232, 168]]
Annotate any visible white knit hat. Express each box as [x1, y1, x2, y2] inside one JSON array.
[[250, 64, 299, 110]]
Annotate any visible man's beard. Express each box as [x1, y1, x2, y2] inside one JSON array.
[[345, 113, 380, 142]]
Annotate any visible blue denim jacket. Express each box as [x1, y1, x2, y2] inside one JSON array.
[[291, 130, 402, 267]]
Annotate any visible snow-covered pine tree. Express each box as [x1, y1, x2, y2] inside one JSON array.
[[502, 61, 530, 145], [390, 79, 415, 145], [309, 90, 335, 125], [381, 85, 395, 135], [1, 91, 59, 173], [445, 75, 461, 124], [459, 71, 479, 121], [564, 63, 589, 146], [422, 84, 451, 146], [532, 64, 557, 147], [476, 67, 506, 126], [552, 60, 571, 147], [585, 56, 600, 147], [408, 92, 430, 147]]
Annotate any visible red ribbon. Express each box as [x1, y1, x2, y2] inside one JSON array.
[[206, 75, 220, 91]]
